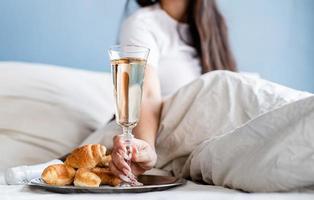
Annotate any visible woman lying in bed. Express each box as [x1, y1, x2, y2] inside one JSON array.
[[110, 0, 237, 182], [110, 0, 314, 190]]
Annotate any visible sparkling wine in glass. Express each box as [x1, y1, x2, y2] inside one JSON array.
[[108, 45, 149, 186]]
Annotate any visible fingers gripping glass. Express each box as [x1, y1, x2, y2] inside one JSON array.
[[108, 45, 149, 186]]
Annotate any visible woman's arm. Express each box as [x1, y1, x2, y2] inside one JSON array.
[[110, 65, 162, 180], [133, 65, 162, 149]]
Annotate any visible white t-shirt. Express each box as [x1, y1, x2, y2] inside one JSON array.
[[119, 3, 202, 97]]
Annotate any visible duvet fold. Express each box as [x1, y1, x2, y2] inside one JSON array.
[[156, 71, 314, 192]]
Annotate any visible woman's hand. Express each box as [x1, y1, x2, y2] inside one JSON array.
[[109, 135, 157, 183]]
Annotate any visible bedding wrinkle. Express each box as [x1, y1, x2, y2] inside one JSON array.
[[203, 97, 314, 191], [156, 70, 314, 192], [3, 135, 61, 159], [0, 93, 109, 130], [156, 79, 204, 167], [0, 95, 99, 132], [0, 128, 69, 152]]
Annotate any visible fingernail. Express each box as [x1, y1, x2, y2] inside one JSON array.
[[122, 168, 129, 176]]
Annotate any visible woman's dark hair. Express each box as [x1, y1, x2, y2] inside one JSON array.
[[129, 0, 237, 73]]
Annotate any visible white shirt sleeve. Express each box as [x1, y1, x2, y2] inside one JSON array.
[[119, 16, 160, 69]]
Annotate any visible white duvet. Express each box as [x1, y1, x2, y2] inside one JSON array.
[[155, 71, 314, 192]]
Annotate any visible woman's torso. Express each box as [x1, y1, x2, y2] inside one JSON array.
[[120, 4, 202, 97]]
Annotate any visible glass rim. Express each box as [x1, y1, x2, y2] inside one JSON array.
[[108, 44, 150, 54]]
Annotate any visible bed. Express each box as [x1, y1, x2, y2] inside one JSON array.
[[1, 62, 314, 199]]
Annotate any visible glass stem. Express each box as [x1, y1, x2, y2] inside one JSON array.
[[122, 127, 133, 165]]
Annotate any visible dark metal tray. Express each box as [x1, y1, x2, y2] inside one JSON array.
[[28, 175, 186, 193]]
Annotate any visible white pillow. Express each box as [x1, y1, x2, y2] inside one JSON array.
[[0, 62, 114, 171]]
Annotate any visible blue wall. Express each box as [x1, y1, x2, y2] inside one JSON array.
[[0, 0, 313, 92], [0, 0, 126, 71], [219, 0, 314, 92]]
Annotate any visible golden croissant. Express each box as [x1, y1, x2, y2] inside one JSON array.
[[41, 164, 76, 186], [64, 144, 109, 169], [91, 167, 121, 186], [42, 144, 121, 187], [74, 168, 101, 187]]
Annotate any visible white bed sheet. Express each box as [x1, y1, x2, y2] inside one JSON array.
[[1, 181, 314, 200], [2, 170, 313, 199]]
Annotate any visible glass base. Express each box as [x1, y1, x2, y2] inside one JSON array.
[[120, 182, 132, 187], [120, 179, 143, 187]]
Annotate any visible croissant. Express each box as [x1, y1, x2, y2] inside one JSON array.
[[74, 168, 101, 187], [41, 164, 75, 186], [91, 167, 121, 187], [64, 144, 107, 169]]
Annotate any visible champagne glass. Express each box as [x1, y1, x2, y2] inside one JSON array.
[[108, 45, 149, 186]]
